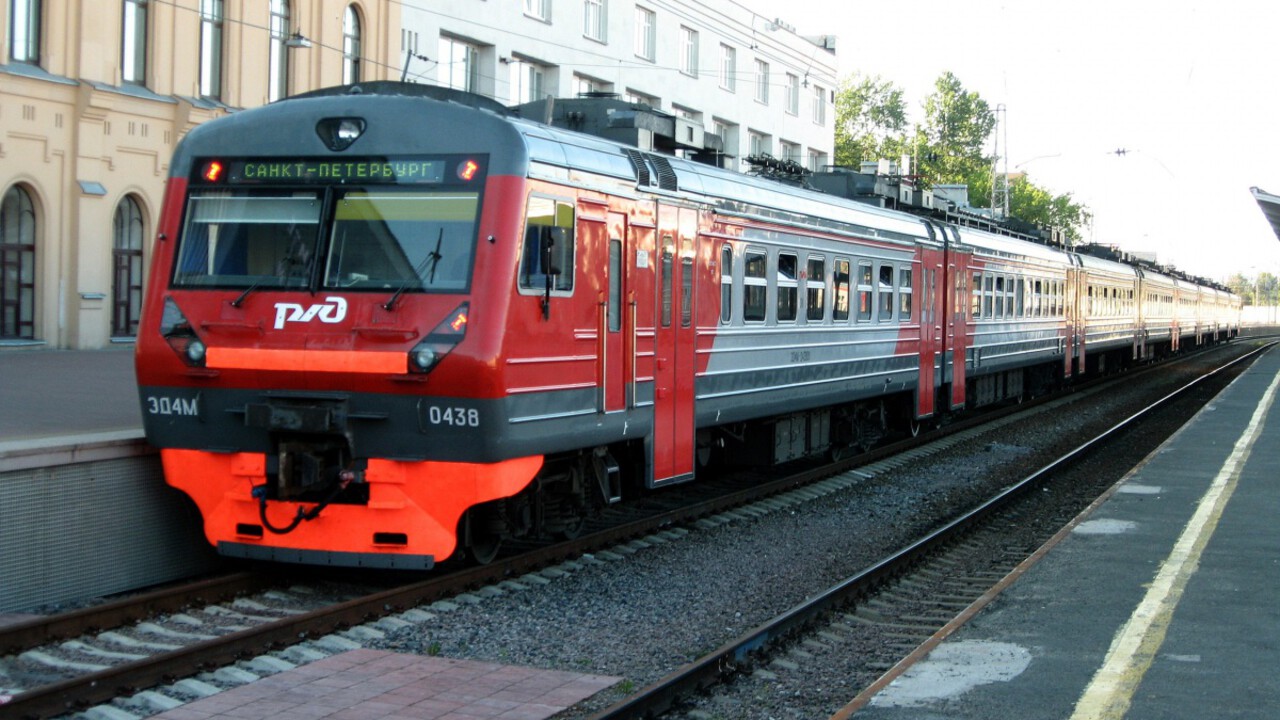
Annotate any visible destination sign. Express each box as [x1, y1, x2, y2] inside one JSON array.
[[195, 156, 484, 186]]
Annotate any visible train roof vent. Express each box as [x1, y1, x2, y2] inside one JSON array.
[[650, 155, 678, 191], [622, 148, 653, 187]]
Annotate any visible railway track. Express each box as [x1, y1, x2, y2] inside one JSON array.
[[0, 342, 1264, 720], [584, 342, 1273, 719]]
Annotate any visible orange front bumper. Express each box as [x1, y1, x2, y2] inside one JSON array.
[[160, 448, 543, 567]]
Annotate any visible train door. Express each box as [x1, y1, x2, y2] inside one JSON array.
[[943, 230, 969, 411], [601, 212, 629, 413], [1066, 258, 1083, 378], [916, 248, 943, 418], [650, 204, 697, 485]]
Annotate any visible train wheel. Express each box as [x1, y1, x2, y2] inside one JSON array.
[[468, 534, 502, 565], [463, 506, 505, 565]]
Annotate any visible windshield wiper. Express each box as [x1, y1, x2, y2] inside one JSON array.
[[230, 278, 264, 308], [384, 229, 443, 311]]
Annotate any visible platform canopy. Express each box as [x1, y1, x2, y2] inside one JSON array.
[[1251, 187, 1280, 242]]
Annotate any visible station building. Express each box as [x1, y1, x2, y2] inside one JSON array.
[[0, 0, 836, 350]]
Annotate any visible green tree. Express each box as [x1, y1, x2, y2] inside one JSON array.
[[833, 73, 908, 168], [829, 70, 1091, 241], [917, 72, 995, 187]]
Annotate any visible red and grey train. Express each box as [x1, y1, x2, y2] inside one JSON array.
[[135, 83, 1241, 569]]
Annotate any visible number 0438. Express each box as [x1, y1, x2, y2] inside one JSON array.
[[427, 406, 480, 427]]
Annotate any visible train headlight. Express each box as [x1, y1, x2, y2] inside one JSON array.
[[161, 297, 208, 368], [186, 339, 207, 364], [407, 302, 469, 375], [410, 347, 439, 372]]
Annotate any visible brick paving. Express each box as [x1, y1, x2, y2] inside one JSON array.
[[149, 649, 619, 720]]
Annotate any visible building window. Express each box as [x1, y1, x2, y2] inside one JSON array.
[[779, 140, 799, 163], [748, 130, 769, 158], [0, 185, 37, 340], [584, 0, 605, 42], [625, 89, 658, 108], [680, 26, 698, 77], [575, 74, 609, 96], [268, 0, 289, 101], [510, 58, 547, 104], [199, 0, 224, 99], [808, 149, 828, 172], [754, 59, 769, 104], [9, 0, 41, 63], [785, 72, 799, 115], [634, 6, 654, 61], [812, 83, 826, 125], [112, 195, 145, 337], [438, 36, 479, 92], [524, 0, 550, 21], [342, 5, 361, 84], [122, 0, 148, 85], [718, 44, 735, 91]]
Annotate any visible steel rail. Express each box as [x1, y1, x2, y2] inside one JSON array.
[[0, 572, 267, 656], [585, 342, 1275, 720]]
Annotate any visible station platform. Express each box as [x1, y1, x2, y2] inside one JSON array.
[[0, 346, 141, 445], [148, 649, 618, 720], [844, 343, 1280, 719]]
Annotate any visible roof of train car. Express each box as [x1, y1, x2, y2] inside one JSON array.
[[1073, 251, 1140, 279], [953, 225, 1072, 266]]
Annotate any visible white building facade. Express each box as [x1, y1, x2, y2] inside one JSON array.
[[402, 0, 837, 172]]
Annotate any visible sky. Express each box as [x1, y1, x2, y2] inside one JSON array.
[[769, 0, 1280, 283]]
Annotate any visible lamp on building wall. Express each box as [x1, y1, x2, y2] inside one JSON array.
[[286, 32, 312, 49]]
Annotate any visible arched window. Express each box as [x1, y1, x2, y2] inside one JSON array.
[[1, 185, 37, 339], [112, 195, 146, 337], [342, 5, 361, 84], [268, 0, 290, 102], [198, 0, 224, 99]]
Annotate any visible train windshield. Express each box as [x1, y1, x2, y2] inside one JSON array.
[[172, 188, 480, 294], [325, 190, 477, 292]]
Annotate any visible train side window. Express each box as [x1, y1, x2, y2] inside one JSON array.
[[720, 245, 733, 324], [777, 252, 798, 322], [608, 238, 622, 332], [519, 196, 575, 293], [744, 249, 767, 322], [833, 258, 850, 321], [983, 275, 994, 318], [994, 276, 1005, 318], [898, 267, 913, 321], [857, 261, 873, 322], [878, 264, 895, 321], [661, 238, 674, 328], [971, 272, 982, 318], [807, 256, 826, 322], [1033, 279, 1042, 317], [681, 257, 693, 328]]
